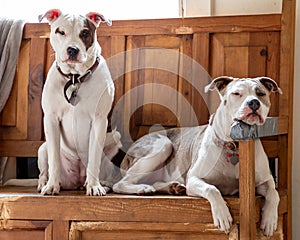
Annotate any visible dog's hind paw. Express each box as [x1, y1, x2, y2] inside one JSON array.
[[86, 183, 107, 196], [136, 184, 156, 195], [168, 182, 186, 195]]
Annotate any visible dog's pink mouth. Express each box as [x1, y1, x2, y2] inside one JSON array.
[[63, 59, 82, 64], [235, 112, 264, 125]]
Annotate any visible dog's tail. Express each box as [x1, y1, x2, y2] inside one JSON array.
[[103, 129, 122, 161]]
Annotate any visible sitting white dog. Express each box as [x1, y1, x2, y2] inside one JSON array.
[[37, 9, 121, 196]]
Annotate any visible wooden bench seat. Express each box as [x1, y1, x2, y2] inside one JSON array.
[[0, 186, 286, 240]]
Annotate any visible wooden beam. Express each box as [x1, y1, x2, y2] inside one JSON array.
[[0, 141, 43, 157], [280, 0, 296, 239], [239, 139, 256, 239], [23, 14, 281, 39]]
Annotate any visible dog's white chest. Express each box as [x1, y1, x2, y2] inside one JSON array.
[[204, 155, 239, 195]]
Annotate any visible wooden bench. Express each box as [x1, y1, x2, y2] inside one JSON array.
[[0, 0, 295, 239]]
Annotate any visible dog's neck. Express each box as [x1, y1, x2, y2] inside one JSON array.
[[209, 105, 232, 142], [57, 56, 100, 104]]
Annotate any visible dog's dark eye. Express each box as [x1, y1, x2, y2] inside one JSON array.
[[55, 28, 65, 36], [257, 92, 266, 97], [80, 29, 90, 38], [232, 92, 241, 96]]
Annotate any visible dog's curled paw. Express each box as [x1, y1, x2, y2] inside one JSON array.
[[40, 181, 61, 195], [260, 211, 278, 237], [85, 182, 107, 196]]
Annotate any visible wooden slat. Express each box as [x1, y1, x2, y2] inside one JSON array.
[[279, 1, 296, 238], [0, 193, 241, 223], [0, 140, 43, 157], [23, 15, 281, 39], [27, 38, 46, 140], [239, 139, 256, 239], [0, 40, 30, 140], [69, 221, 233, 240], [191, 33, 210, 125], [53, 221, 69, 240]]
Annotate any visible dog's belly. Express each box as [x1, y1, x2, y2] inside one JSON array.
[[60, 151, 86, 189], [204, 159, 239, 195]]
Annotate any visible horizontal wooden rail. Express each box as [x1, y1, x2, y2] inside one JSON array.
[[23, 14, 281, 39]]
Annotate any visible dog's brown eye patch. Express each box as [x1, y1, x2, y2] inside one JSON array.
[[80, 29, 91, 39], [81, 20, 96, 50], [256, 89, 266, 97]]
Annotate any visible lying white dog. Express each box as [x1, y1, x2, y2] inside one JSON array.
[[37, 9, 121, 196], [113, 76, 282, 236]]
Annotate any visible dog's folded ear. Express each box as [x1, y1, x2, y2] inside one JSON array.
[[258, 77, 283, 94], [86, 12, 112, 27], [38, 9, 62, 23], [205, 76, 234, 94]]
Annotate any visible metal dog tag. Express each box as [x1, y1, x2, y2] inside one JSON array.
[[64, 81, 80, 106]]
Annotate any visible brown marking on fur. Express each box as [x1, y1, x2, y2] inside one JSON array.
[[168, 182, 186, 195], [255, 87, 271, 108], [80, 19, 96, 50]]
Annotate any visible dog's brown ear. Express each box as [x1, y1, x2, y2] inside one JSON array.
[[258, 77, 283, 94], [38, 9, 62, 23], [205, 76, 234, 94], [86, 12, 112, 27]]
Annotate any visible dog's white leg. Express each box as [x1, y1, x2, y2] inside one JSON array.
[[41, 115, 61, 195], [113, 135, 173, 195], [256, 179, 279, 236], [37, 142, 49, 191], [85, 117, 108, 196], [186, 176, 233, 233]]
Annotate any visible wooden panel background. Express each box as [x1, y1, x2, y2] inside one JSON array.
[[0, 15, 285, 156]]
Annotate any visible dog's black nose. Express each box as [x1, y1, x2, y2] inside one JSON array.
[[67, 46, 79, 59], [247, 99, 260, 111]]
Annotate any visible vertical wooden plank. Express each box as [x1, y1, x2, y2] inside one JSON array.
[[53, 220, 69, 240], [239, 139, 256, 240], [280, 1, 295, 239], [27, 38, 46, 141], [224, 46, 249, 77], [192, 33, 210, 125], [44, 221, 53, 240], [106, 36, 126, 133]]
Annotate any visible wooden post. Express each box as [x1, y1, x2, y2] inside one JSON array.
[[239, 139, 256, 240], [280, 0, 296, 239]]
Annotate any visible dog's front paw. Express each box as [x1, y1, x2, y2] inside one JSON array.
[[211, 201, 233, 233], [40, 180, 60, 195], [260, 208, 278, 236], [37, 176, 48, 192], [85, 181, 107, 196]]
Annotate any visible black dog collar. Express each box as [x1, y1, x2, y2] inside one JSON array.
[[56, 56, 100, 104]]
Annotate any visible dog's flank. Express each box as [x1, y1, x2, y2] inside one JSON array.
[[113, 76, 281, 237]]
